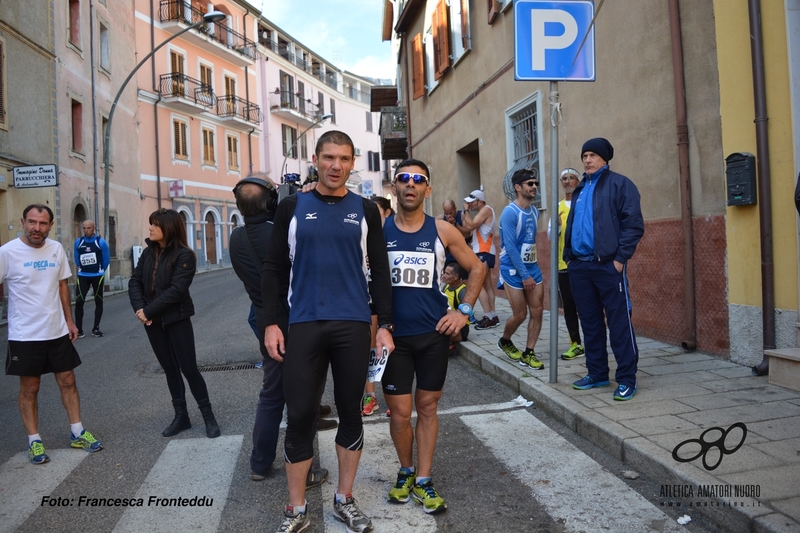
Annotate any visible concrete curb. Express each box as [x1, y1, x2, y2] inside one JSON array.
[[457, 338, 800, 533]]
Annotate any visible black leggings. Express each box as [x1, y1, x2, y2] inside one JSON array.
[[283, 320, 371, 463], [75, 275, 104, 331], [144, 318, 209, 404], [558, 270, 581, 345]]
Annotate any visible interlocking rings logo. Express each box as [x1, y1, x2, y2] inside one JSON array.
[[347, 213, 358, 219], [671, 422, 747, 471], [418, 241, 430, 247]]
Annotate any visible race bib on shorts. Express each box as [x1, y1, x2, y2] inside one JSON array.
[[521, 243, 537, 263], [388, 251, 435, 288], [80, 252, 98, 266]]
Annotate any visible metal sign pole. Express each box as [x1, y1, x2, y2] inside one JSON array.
[[549, 81, 559, 383]]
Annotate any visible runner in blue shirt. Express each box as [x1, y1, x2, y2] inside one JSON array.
[[497, 169, 545, 369]]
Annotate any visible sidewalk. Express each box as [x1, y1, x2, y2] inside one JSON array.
[[460, 298, 800, 533]]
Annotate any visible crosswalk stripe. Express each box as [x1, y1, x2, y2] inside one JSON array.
[[0, 449, 89, 533], [318, 423, 437, 532], [112, 435, 242, 533], [461, 410, 687, 533]]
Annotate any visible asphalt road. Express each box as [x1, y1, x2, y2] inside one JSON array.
[[0, 269, 724, 532]]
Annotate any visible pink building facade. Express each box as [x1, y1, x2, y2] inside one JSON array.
[[135, 0, 262, 269]]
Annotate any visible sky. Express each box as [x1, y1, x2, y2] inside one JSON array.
[[260, 0, 396, 82]]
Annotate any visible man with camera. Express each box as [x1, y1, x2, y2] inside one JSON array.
[[229, 173, 331, 487]]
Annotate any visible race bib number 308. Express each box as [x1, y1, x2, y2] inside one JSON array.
[[388, 251, 434, 288]]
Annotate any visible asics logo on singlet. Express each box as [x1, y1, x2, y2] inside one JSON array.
[[393, 254, 427, 266], [305, 213, 317, 220], [386, 240, 398, 248]]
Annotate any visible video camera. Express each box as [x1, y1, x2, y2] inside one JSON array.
[[277, 173, 302, 204], [277, 168, 319, 203]]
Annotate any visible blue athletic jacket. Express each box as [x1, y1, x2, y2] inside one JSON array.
[[563, 168, 644, 264]]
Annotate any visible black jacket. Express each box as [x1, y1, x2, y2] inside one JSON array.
[[230, 212, 288, 331], [129, 239, 196, 325]]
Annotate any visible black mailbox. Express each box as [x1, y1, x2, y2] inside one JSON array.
[[725, 152, 757, 206]]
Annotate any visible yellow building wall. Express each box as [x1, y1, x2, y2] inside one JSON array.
[[715, 0, 797, 310]]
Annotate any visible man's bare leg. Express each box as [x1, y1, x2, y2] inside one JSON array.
[[413, 389, 442, 478], [18, 376, 41, 435], [385, 394, 414, 467], [524, 283, 544, 350], [54, 370, 81, 424], [287, 458, 312, 506], [335, 445, 362, 495]]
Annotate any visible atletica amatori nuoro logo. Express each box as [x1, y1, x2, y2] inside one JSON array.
[[671, 422, 747, 471]]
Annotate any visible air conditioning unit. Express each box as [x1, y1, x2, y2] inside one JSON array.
[[354, 148, 362, 156]]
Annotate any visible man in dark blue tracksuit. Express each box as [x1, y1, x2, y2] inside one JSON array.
[[563, 138, 644, 401]]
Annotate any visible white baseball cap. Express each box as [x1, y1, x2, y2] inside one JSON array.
[[464, 190, 485, 203]]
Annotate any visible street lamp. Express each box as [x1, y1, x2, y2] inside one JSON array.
[[101, 10, 226, 239], [280, 113, 333, 181]]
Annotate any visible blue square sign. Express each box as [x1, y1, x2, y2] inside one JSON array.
[[514, 0, 596, 81]]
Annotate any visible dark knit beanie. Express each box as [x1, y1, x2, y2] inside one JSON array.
[[581, 138, 614, 163]]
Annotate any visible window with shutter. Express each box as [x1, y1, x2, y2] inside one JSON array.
[[202, 128, 215, 165], [173, 119, 188, 159], [434, 0, 450, 79], [411, 33, 424, 100], [432, 7, 441, 78], [227, 135, 239, 170], [200, 64, 212, 96], [71, 100, 83, 153], [69, 0, 81, 48], [170, 51, 185, 96], [488, 0, 499, 24], [461, 0, 469, 50]]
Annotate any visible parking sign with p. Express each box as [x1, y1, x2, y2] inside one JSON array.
[[514, 0, 596, 81]]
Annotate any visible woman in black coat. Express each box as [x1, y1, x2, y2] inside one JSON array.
[[129, 209, 220, 438]]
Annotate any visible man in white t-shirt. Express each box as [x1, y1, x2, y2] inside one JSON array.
[[1, 204, 103, 465]]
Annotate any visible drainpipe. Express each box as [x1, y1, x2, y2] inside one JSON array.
[[247, 127, 255, 174], [668, 0, 696, 351], [151, 0, 163, 208], [401, 35, 412, 158], [749, 0, 775, 375]]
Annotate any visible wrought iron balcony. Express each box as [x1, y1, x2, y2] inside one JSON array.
[[159, 0, 257, 64], [269, 90, 322, 128], [216, 94, 262, 124], [159, 73, 215, 109]]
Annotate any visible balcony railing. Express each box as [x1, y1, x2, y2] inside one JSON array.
[[216, 94, 262, 124], [346, 87, 371, 105], [325, 72, 337, 90], [159, 73, 215, 107], [160, 0, 257, 60], [269, 90, 321, 121]]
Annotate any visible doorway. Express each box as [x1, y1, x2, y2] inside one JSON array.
[[205, 211, 217, 265]]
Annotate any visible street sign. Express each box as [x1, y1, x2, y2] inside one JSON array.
[[514, 0, 595, 81], [361, 179, 374, 197], [168, 180, 185, 198], [12, 164, 59, 188]]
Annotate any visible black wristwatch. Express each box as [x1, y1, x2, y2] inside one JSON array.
[[378, 323, 395, 333]]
